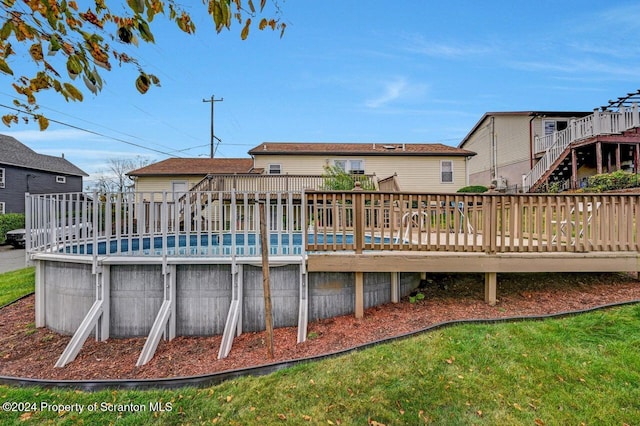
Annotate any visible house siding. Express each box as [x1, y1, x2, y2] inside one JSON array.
[[0, 165, 83, 214], [133, 176, 207, 200], [253, 155, 468, 192]]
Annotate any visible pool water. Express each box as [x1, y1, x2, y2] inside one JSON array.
[[61, 232, 386, 256]]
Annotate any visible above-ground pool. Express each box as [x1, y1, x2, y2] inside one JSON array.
[[61, 232, 389, 256]]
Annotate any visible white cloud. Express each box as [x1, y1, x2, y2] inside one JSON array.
[[365, 77, 428, 109], [403, 35, 498, 59]]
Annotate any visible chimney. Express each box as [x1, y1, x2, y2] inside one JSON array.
[[61, 153, 64, 158]]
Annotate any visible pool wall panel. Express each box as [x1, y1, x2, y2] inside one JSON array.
[[176, 265, 232, 335], [110, 265, 163, 338], [39, 260, 421, 337]]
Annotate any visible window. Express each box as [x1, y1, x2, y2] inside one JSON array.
[[0, 202, 4, 214], [268, 164, 282, 175], [0, 168, 4, 188], [441, 160, 453, 183], [334, 160, 347, 171], [544, 120, 568, 136], [56, 175, 66, 184], [349, 160, 364, 174], [333, 159, 365, 174]]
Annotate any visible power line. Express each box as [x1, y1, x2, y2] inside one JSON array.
[[0, 103, 182, 157]]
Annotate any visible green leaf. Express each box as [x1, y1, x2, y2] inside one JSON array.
[[48, 34, 61, 55], [135, 73, 150, 94], [66, 55, 83, 78], [126, 0, 145, 14], [0, 58, 13, 75], [62, 82, 83, 101], [137, 20, 154, 43], [0, 21, 13, 40]]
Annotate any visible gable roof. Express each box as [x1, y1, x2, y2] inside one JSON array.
[[127, 158, 256, 176], [0, 134, 88, 176], [458, 111, 592, 149], [249, 142, 476, 157]]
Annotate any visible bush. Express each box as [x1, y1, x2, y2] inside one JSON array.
[[0, 213, 25, 244], [457, 185, 488, 193], [586, 170, 638, 192]]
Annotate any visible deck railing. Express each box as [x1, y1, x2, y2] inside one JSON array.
[[25, 191, 640, 259], [189, 173, 378, 193], [26, 191, 305, 258], [305, 191, 640, 253], [526, 105, 640, 191]]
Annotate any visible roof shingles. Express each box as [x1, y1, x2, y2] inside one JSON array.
[[249, 142, 475, 156]]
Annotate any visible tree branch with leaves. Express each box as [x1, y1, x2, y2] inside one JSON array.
[[0, 0, 285, 130]]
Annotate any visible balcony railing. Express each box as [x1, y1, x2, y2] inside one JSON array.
[[526, 105, 640, 191]]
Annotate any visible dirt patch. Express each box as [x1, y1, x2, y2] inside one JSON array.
[[1, 272, 639, 381]]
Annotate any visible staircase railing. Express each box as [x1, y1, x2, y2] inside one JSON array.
[[524, 104, 640, 191]]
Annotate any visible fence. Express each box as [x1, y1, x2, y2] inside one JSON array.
[[305, 191, 640, 254], [26, 191, 305, 257]]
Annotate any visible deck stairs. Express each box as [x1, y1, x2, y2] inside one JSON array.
[[524, 96, 640, 192]]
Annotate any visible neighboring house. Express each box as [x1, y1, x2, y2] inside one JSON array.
[[248, 142, 476, 192], [127, 158, 257, 200], [460, 91, 640, 192], [458, 111, 591, 191], [0, 134, 87, 214]]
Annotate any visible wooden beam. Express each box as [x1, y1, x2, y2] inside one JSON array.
[[596, 141, 603, 174], [307, 252, 640, 274], [484, 272, 497, 305], [355, 271, 364, 319], [616, 144, 622, 170]]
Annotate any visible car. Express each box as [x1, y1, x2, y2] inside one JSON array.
[[5, 228, 26, 249]]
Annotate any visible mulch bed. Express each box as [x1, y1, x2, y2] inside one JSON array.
[[1, 272, 639, 381]]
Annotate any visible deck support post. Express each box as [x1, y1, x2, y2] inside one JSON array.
[[55, 265, 110, 368], [390, 272, 400, 303], [35, 260, 45, 328], [136, 264, 176, 366], [484, 272, 497, 306], [297, 259, 308, 343], [596, 142, 603, 174], [355, 271, 364, 318], [571, 149, 578, 189]]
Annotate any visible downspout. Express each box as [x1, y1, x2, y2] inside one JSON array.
[[529, 113, 537, 169]]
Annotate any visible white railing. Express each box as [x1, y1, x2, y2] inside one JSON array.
[[26, 191, 305, 258], [526, 104, 640, 191]]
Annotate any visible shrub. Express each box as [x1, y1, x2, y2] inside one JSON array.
[[586, 170, 638, 192], [456, 185, 488, 193], [321, 165, 375, 190], [0, 213, 25, 244]]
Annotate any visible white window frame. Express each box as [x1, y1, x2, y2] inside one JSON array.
[[268, 164, 282, 175], [0, 168, 5, 188], [0, 202, 4, 214], [334, 160, 347, 171], [56, 175, 66, 184], [349, 159, 365, 174], [440, 160, 454, 183], [334, 159, 365, 174]]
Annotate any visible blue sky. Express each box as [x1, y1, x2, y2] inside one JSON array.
[[2, 0, 640, 186]]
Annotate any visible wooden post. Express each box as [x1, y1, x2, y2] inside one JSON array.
[[259, 201, 274, 358], [353, 185, 364, 254], [355, 271, 364, 318], [616, 144, 621, 171], [596, 142, 603, 174], [484, 272, 497, 305]]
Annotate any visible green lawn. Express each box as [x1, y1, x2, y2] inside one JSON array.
[[0, 267, 34, 307], [0, 270, 638, 425]]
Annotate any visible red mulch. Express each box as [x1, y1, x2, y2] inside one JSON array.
[[0, 272, 639, 381]]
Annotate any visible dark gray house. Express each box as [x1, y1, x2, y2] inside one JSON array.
[[0, 134, 88, 214]]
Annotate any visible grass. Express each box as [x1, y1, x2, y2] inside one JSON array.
[[0, 267, 34, 306], [0, 270, 639, 425]]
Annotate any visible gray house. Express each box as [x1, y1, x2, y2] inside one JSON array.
[[0, 134, 87, 214]]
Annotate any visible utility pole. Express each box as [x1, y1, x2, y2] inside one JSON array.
[[202, 95, 223, 158]]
